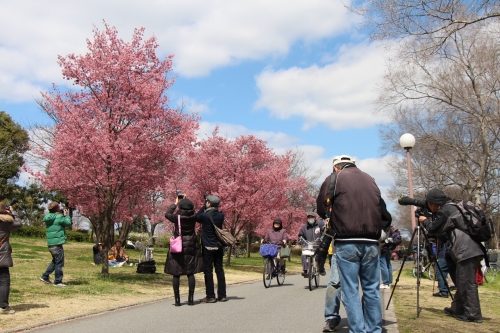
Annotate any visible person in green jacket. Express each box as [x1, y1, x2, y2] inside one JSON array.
[[40, 202, 72, 287]]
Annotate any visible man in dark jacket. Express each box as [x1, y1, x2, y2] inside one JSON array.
[[316, 155, 384, 333], [196, 195, 226, 303], [40, 202, 72, 287], [0, 203, 22, 314], [421, 188, 483, 323], [298, 212, 325, 276]]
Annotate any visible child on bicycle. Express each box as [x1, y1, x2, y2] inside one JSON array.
[[298, 211, 326, 277], [261, 218, 289, 273]]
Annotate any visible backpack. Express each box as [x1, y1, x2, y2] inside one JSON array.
[[448, 200, 495, 243], [136, 260, 156, 274]]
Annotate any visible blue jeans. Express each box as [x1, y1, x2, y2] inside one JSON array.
[[325, 254, 342, 321], [42, 245, 65, 284], [336, 243, 382, 333], [380, 251, 393, 285], [436, 257, 450, 293]]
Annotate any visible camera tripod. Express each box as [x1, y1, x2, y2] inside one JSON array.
[[386, 220, 453, 318]]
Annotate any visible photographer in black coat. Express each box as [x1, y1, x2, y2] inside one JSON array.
[[421, 189, 483, 323], [164, 196, 203, 306], [196, 195, 226, 303]]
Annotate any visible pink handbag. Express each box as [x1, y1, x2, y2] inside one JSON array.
[[169, 215, 182, 253]]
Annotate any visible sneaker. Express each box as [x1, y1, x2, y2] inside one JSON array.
[[301, 271, 308, 278], [380, 284, 390, 289], [116, 261, 126, 267], [454, 314, 483, 323], [39, 277, 51, 284], [433, 291, 448, 298], [53, 283, 67, 287], [320, 270, 326, 276], [323, 318, 340, 332], [1, 306, 15, 315]]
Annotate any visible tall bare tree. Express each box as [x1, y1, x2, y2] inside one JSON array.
[[352, 0, 500, 53], [378, 23, 500, 247]]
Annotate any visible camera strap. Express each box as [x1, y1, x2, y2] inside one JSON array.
[[0, 233, 9, 247]]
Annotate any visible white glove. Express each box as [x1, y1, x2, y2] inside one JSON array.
[[385, 237, 393, 243]]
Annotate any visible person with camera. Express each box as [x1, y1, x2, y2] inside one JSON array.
[[420, 189, 483, 323], [196, 195, 226, 303], [316, 155, 387, 333], [261, 218, 289, 273], [0, 202, 22, 314], [380, 226, 401, 289], [298, 212, 325, 277], [164, 194, 203, 306], [40, 202, 71, 287]]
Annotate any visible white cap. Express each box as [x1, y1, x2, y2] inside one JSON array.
[[332, 155, 356, 166]]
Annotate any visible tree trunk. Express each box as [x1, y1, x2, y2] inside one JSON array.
[[246, 233, 251, 258]]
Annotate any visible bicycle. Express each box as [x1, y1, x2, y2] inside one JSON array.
[[231, 245, 247, 258], [136, 236, 157, 263], [484, 250, 498, 283], [260, 243, 286, 288], [412, 248, 435, 280], [299, 237, 321, 291]]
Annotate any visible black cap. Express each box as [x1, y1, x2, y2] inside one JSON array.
[[178, 198, 194, 210], [273, 219, 282, 225], [426, 189, 447, 205]]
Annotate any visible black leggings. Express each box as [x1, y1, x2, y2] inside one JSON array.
[[172, 274, 195, 292]]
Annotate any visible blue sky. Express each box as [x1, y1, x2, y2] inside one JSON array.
[[0, 0, 397, 201]]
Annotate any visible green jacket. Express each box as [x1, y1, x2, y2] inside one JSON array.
[[43, 213, 72, 246]]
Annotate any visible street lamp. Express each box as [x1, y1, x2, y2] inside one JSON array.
[[400, 133, 416, 230]]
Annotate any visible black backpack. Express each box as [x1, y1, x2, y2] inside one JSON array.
[[136, 260, 156, 274], [447, 200, 495, 243]]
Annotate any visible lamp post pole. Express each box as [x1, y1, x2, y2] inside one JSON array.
[[405, 148, 416, 231], [399, 133, 417, 230]]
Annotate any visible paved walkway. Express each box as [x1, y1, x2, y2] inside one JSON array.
[[21, 269, 400, 333]]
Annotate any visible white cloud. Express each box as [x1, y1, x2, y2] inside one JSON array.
[[0, 0, 357, 102], [254, 42, 391, 130]]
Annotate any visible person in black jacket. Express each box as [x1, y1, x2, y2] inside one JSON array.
[[196, 195, 226, 303], [164, 196, 203, 306], [421, 188, 483, 323]]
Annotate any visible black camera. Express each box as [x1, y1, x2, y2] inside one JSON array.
[[5, 198, 17, 210], [176, 190, 183, 199], [398, 196, 432, 220]]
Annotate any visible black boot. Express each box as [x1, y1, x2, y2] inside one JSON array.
[[188, 289, 194, 306], [174, 288, 181, 307]]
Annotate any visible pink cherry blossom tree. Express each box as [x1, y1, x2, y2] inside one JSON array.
[[184, 130, 312, 265], [36, 22, 198, 276]]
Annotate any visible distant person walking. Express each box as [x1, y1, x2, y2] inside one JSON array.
[[164, 195, 203, 306], [0, 203, 22, 314], [40, 202, 71, 287]]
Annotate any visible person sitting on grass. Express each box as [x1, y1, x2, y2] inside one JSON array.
[[108, 241, 129, 266], [92, 243, 103, 265]]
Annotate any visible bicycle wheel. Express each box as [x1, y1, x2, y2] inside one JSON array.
[[263, 258, 273, 288], [412, 260, 423, 278], [489, 266, 498, 282], [277, 262, 286, 285], [308, 256, 315, 291], [240, 248, 247, 258]]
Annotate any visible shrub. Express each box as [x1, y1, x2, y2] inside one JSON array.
[[11, 226, 90, 242]]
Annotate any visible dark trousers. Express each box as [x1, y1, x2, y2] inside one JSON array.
[[0, 267, 10, 308], [42, 245, 65, 284], [203, 247, 226, 299], [450, 255, 482, 319]]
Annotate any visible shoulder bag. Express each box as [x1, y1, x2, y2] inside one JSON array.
[[169, 215, 183, 253], [207, 213, 236, 247]]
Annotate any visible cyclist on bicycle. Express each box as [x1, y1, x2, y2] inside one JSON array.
[[261, 218, 289, 273], [298, 211, 325, 277]]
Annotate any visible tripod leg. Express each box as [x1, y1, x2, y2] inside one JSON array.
[[386, 227, 419, 310]]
